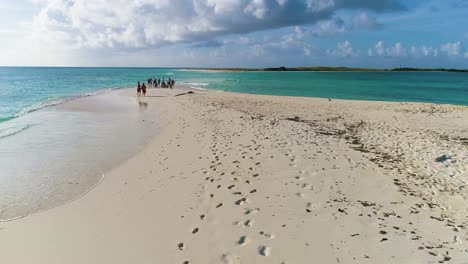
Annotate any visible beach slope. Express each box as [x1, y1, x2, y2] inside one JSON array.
[[0, 88, 467, 263]]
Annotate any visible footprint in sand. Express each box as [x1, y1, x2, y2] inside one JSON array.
[[244, 219, 254, 227], [245, 208, 260, 215], [192, 228, 199, 234], [178, 242, 185, 251], [238, 236, 250, 246], [260, 231, 275, 239], [235, 198, 248, 205], [258, 246, 271, 256]]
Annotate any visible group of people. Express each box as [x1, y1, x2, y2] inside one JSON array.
[[147, 77, 175, 89], [137, 77, 176, 97], [136, 81, 147, 97]]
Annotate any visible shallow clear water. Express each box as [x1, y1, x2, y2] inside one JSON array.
[[1, 68, 467, 126], [200, 71, 468, 105], [0, 90, 159, 220]]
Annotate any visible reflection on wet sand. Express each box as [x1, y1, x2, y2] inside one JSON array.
[[138, 101, 148, 111], [0, 89, 159, 220]]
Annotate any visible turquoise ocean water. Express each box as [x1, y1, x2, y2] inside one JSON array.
[[1, 67, 468, 125]]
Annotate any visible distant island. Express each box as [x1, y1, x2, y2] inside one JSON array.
[[184, 66, 468, 73]]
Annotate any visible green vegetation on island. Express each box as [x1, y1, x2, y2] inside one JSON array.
[[187, 67, 468, 73], [390, 67, 468, 73], [263, 66, 381, 72]]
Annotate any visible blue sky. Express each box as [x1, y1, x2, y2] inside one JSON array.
[[0, 0, 467, 68]]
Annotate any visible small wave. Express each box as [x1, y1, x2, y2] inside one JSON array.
[[0, 124, 31, 139], [190, 87, 209, 91], [182, 82, 209, 91], [0, 116, 15, 124], [183, 82, 209, 87], [180, 82, 210, 91], [14, 89, 116, 118], [96, 77, 112, 81], [15, 98, 70, 118]]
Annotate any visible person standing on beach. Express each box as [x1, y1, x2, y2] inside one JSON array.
[[137, 81, 141, 97], [142, 83, 147, 96]]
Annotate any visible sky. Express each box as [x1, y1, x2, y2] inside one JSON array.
[[0, 0, 467, 68]]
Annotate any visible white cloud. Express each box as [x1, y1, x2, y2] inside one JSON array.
[[375, 41, 386, 56], [369, 41, 468, 60], [305, 0, 335, 13], [409, 45, 438, 57], [440, 41, 463, 56], [206, 0, 241, 14], [276, 0, 288, 6], [388, 42, 406, 57], [294, 26, 305, 40], [309, 12, 382, 38], [304, 46, 311, 56], [370, 41, 406, 57], [351, 12, 383, 30], [310, 17, 345, 37], [244, 0, 268, 19], [279, 26, 305, 47], [237, 36, 257, 45], [28, 0, 403, 50], [327, 40, 356, 57]]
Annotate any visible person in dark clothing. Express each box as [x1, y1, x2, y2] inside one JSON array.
[[142, 83, 147, 96], [137, 81, 141, 96]]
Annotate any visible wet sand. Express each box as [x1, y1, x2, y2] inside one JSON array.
[[0, 88, 467, 263], [0, 89, 159, 221]]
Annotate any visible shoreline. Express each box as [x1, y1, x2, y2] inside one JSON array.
[[2, 87, 465, 222], [0, 87, 467, 263], [1, 88, 163, 222], [2, 79, 467, 128], [207, 89, 468, 107], [0, 87, 127, 127], [0, 88, 161, 221]]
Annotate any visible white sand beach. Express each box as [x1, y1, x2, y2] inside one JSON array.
[[0, 88, 467, 264]]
